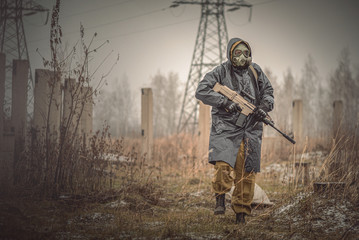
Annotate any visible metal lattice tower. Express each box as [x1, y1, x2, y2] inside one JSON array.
[[173, 0, 252, 133], [0, 0, 48, 119]]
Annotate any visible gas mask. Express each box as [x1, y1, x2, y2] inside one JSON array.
[[231, 43, 252, 68]]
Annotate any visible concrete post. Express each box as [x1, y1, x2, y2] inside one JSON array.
[[333, 100, 343, 137], [33, 69, 61, 139], [63, 78, 80, 136], [141, 88, 153, 159], [0, 53, 9, 190], [11, 60, 29, 141], [33, 69, 47, 134], [10, 60, 29, 184], [292, 100, 303, 141], [79, 86, 93, 143], [197, 101, 211, 161], [0, 53, 5, 151]]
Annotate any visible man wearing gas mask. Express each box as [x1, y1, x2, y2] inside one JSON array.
[[195, 38, 274, 224]]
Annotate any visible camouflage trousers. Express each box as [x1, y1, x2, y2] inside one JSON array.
[[212, 141, 256, 215]]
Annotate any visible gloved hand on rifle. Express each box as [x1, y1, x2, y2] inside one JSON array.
[[253, 102, 270, 121], [222, 98, 242, 113]]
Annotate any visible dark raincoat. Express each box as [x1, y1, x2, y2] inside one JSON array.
[[195, 38, 274, 172]]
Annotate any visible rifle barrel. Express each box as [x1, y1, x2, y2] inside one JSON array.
[[267, 121, 296, 144]]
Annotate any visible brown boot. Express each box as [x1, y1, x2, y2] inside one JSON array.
[[214, 194, 225, 215], [236, 212, 246, 224]]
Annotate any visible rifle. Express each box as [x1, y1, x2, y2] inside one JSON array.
[[213, 82, 296, 144]]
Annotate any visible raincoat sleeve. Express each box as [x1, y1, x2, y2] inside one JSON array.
[[254, 64, 274, 112], [195, 65, 227, 108]]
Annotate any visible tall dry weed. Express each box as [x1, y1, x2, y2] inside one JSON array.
[[151, 133, 209, 179], [12, 0, 120, 197], [318, 134, 359, 203]]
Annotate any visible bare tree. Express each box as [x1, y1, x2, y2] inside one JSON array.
[[262, 67, 280, 137], [93, 88, 113, 134], [151, 71, 165, 137], [281, 68, 295, 133], [162, 72, 180, 135], [94, 74, 137, 137], [329, 48, 358, 133], [296, 55, 320, 137], [16, 0, 119, 196], [151, 71, 181, 137], [316, 70, 330, 138]]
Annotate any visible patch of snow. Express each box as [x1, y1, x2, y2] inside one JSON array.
[[294, 151, 327, 161], [145, 221, 164, 227], [312, 200, 352, 233], [185, 233, 224, 240], [262, 163, 292, 184], [106, 200, 127, 208], [276, 192, 310, 215], [102, 153, 132, 162], [277, 202, 296, 215], [190, 190, 205, 197], [264, 163, 286, 172]]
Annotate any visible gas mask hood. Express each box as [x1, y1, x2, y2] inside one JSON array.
[[227, 38, 252, 69]]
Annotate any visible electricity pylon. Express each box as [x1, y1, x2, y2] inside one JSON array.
[[0, 0, 49, 119], [172, 0, 252, 133]]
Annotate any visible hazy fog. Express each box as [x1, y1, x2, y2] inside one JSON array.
[[24, 0, 359, 119]]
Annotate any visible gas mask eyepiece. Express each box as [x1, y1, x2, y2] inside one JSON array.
[[231, 43, 252, 68]]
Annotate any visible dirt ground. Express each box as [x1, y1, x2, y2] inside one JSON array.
[[0, 175, 358, 240]]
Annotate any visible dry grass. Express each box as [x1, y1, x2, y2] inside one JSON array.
[[1, 132, 359, 239]]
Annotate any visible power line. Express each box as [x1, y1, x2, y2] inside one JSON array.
[[169, 4, 186, 17], [226, 0, 283, 26], [85, 7, 169, 30], [64, 0, 134, 18], [27, 0, 286, 45], [96, 17, 199, 41], [252, 0, 283, 6], [27, 16, 199, 48], [27, 0, 285, 44], [227, 11, 251, 27], [27, 6, 171, 44]]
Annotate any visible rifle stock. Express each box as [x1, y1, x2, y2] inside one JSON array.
[[213, 83, 296, 144]]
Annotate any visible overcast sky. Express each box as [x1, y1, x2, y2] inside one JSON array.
[[25, 0, 359, 97]]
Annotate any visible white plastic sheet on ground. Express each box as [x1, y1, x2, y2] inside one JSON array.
[[228, 183, 273, 206]]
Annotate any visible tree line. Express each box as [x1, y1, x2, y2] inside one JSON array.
[[94, 48, 359, 139], [268, 47, 359, 139], [94, 71, 181, 138]]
